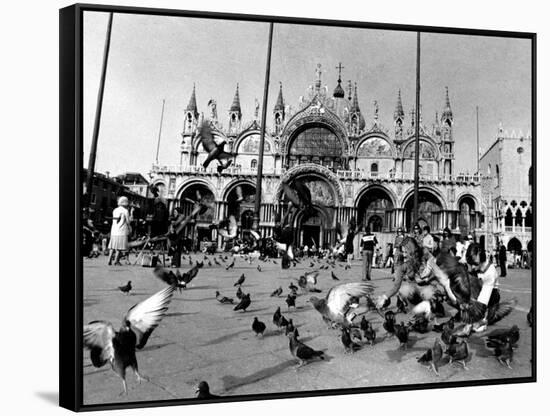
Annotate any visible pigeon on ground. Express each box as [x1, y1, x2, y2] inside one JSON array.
[[252, 317, 266, 336], [486, 335, 514, 369], [215, 291, 234, 304], [309, 282, 374, 327], [236, 286, 244, 300], [195, 381, 220, 399], [234, 273, 245, 287], [197, 120, 232, 173], [83, 285, 175, 395], [286, 293, 297, 310], [207, 260, 212, 267], [341, 327, 361, 353], [417, 338, 444, 375], [331, 271, 340, 281], [430, 294, 446, 318], [484, 325, 520, 347], [278, 314, 289, 331], [285, 319, 298, 337], [233, 293, 251, 312], [383, 310, 396, 336], [118, 281, 132, 295], [226, 259, 235, 270], [257, 265, 262, 272], [270, 287, 283, 297], [396, 295, 408, 314], [273, 307, 282, 327], [447, 336, 469, 369], [288, 282, 299, 293], [395, 322, 410, 349], [214, 258, 221, 266], [288, 328, 324, 368], [409, 315, 430, 334]]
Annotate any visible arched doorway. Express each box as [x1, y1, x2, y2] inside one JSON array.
[[356, 187, 395, 232], [404, 190, 443, 232], [225, 182, 256, 237], [178, 182, 216, 245], [298, 207, 325, 248], [507, 237, 522, 253], [458, 195, 476, 235]]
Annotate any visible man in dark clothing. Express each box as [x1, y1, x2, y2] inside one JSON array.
[[499, 243, 508, 277], [361, 227, 378, 281]]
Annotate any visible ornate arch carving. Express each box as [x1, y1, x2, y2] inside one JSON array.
[[175, 178, 218, 201], [399, 185, 448, 210], [354, 184, 399, 208], [279, 103, 350, 158], [400, 135, 442, 160], [355, 132, 397, 158], [222, 178, 256, 201], [273, 163, 345, 206]]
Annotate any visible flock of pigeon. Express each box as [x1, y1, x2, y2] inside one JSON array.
[[83, 249, 530, 399]]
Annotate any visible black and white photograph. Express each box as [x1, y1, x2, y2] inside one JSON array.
[[62, 3, 535, 410]]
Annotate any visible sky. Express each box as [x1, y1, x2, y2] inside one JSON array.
[[83, 11, 532, 177]]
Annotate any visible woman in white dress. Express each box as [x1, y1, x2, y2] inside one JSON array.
[[108, 196, 131, 265]]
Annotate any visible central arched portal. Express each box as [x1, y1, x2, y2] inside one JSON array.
[[295, 206, 326, 248]]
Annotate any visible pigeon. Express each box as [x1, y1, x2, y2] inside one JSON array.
[[309, 262, 314, 268], [118, 281, 132, 295], [278, 314, 289, 330], [527, 306, 533, 327], [383, 310, 397, 336], [226, 259, 235, 270], [288, 282, 299, 293], [252, 317, 266, 336], [484, 325, 520, 347], [257, 265, 262, 272], [409, 315, 430, 334], [270, 287, 283, 297], [197, 120, 232, 173], [447, 336, 469, 369], [285, 319, 298, 337], [486, 298, 518, 325], [233, 293, 251, 312], [486, 335, 514, 369], [396, 295, 408, 314], [298, 271, 320, 292], [234, 274, 245, 287], [207, 260, 212, 267], [203, 255, 208, 261], [236, 286, 244, 300], [331, 271, 340, 281], [188, 258, 193, 266], [215, 291, 234, 304], [273, 307, 282, 327], [363, 320, 376, 346], [309, 282, 374, 327], [214, 258, 221, 266], [83, 285, 175, 395], [341, 327, 361, 353], [154, 266, 200, 291], [281, 180, 312, 212], [195, 381, 220, 399], [430, 294, 446, 318], [417, 338, 444, 375], [395, 322, 409, 349], [288, 328, 324, 368], [286, 293, 297, 310]]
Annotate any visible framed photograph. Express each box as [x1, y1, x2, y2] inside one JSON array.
[[60, 3, 536, 411]]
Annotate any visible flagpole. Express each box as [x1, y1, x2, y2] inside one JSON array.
[[155, 99, 166, 165], [252, 22, 274, 233], [476, 105, 480, 173], [413, 32, 421, 227], [85, 12, 114, 208]]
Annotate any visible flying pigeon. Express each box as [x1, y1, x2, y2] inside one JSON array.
[[309, 281, 374, 327], [197, 120, 232, 173], [83, 285, 175, 395], [218, 216, 238, 240]]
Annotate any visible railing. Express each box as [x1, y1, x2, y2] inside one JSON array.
[[151, 164, 282, 176], [335, 170, 482, 183], [504, 226, 532, 233]]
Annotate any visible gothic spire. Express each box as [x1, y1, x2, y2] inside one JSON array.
[[351, 83, 361, 113], [442, 86, 453, 121], [230, 83, 242, 113], [394, 89, 404, 120], [274, 82, 285, 111], [186, 84, 198, 117]]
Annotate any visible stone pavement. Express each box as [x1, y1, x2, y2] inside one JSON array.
[[82, 254, 533, 405]]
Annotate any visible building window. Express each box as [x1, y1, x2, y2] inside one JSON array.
[[495, 165, 500, 188], [370, 162, 378, 177], [251, 159, 257, 170]]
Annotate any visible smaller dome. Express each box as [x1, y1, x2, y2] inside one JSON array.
[[333, 81, 345, 98]]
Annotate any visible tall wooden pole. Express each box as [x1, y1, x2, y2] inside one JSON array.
[[86, 12, 113, 207], [413, 32, 421, 227], [476, 106, 480, 173], [252, 22, 274, 232], [155, 99, 166, 165]]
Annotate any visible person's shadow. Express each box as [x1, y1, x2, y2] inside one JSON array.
[[35, 392, 58, 406]]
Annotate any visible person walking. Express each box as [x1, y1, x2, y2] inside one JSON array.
[[498, 242, 508, 277], [440, 226, 456, 255], [421, 225, 435, 253], [360, 227, 378, 281], [108, 196, 131, 266]]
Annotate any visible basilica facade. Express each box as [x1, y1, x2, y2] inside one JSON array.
[[150, 66, 484, 252]]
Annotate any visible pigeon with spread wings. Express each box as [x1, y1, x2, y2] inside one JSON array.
[[197, 120, 232, 173], [309, 282, 374, 327], [83, 285, 176, 395]]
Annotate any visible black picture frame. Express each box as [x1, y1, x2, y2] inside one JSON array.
[[60, 3, 536, 412]]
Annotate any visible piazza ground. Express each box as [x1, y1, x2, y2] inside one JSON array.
[[82, 254, 533, 405]]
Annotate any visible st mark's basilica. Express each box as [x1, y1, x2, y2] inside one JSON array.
[[149, 65, 484, 253]]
